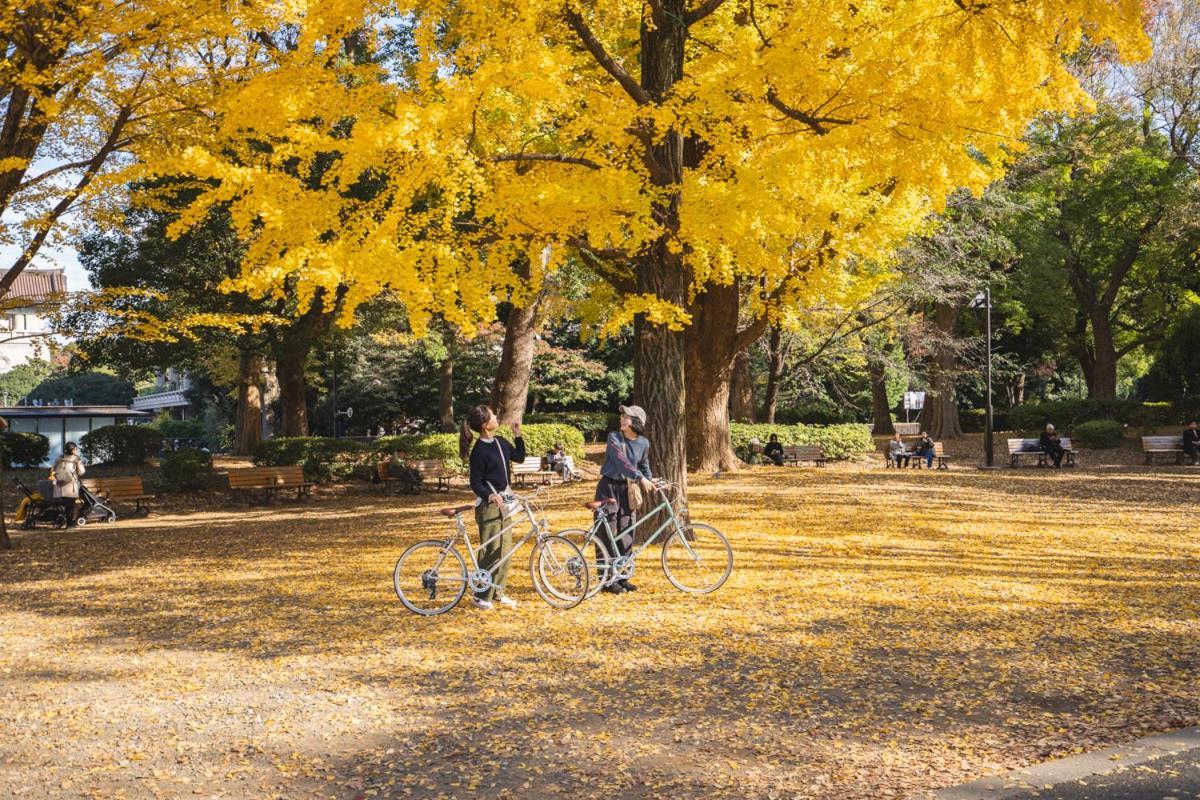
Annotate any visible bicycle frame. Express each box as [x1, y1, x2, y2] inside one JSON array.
[[587, 483, 687, 560], [446, 494, 547, 585]]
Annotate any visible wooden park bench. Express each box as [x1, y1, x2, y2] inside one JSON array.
[[227, 465, 314, 502], [781, 445, 827, 467], [82, 476, 152, 516], [544, 455, 581, 482], [513, 456, 556, 487], [407, 459, 455, 492], [909, 442, 950, 470], [1141, 435, 1186, 465], [1007, 437, 1077, 468], [376, 459, 422, 493]]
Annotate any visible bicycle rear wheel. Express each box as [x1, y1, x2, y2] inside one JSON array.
[[393, 540, 468, 615], [530, 535, 589, 609], [554, 527, 610, 599], [661, 523, 733, 594]]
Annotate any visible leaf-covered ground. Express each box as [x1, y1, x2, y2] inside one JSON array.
[[2, 466, 1198, 799]]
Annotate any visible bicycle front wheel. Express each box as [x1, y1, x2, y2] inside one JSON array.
[[661, 523, 733, 594], [393, 540, 468, 616], [554, 528, 610, 599], [530, 535, 589, 609]]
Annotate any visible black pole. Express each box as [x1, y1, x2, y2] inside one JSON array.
[[332, 353, 339, 439], [985, 287, 994, 468]]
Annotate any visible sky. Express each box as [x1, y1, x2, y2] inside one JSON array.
[[0, 242, 92, 292]]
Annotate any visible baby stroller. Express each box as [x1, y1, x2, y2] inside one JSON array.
[[75, 482, 117, 526], [12, 477, 70, 530]]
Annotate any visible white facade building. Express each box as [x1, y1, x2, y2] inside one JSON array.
[[131, 368, 193, 417], [0, 268, 66, 370]]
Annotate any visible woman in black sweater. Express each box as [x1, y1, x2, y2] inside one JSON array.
[[459, 405, 526, 611]]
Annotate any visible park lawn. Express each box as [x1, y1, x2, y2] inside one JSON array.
[[1, 468, 1198, 799]]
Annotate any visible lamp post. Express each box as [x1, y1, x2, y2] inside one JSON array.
[[971, 289, 994, 468]]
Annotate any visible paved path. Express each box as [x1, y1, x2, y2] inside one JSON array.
[[936, 727, 1200, 800]]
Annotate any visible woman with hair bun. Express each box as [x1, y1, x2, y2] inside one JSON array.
[[459, 405, 525, 610]]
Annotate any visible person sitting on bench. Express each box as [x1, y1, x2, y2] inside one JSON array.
[[1183, 421, 1200, 466], [1040, 423, 1066, 468], [912, 431, 935, 468], [545, 442, 575, 482], [888, 431, 910, 467], [763, 434, 785, 466]]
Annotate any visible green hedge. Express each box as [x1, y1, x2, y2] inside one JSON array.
[[524, 412, 615, 442], [1007, 399, 1173, 432], [254, 424, 586, 483], [1072, 419, 1124, 449], [960, 408, 1013, 433], [730, 422, 873, 460], [0, 432, 49, 468], [160, 447, 214, 491], [81, 425, 163, 465], [773, 403, 861, 425]]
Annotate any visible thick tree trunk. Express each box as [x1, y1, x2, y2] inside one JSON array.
[[491, 299, 542, 425], [439, 323, 457, 433], [1006, 373, 1025, 407], [630, 0, 690, 541], [870, 359, 895, 436], [1088, 311, 1119, 400], [729, 350, 756, 423], [763, 326, 783, 424], [917, 303, 964, 440], [233, 350, 264, 456], [684, 282, 740, 473], [275, 348, 310, 437], [0, 464, 10, 550]]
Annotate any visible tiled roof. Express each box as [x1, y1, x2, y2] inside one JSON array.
[[2, 269, 68, 304]]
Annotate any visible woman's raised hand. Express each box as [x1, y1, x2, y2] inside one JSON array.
[[511, 421, 522, 437]]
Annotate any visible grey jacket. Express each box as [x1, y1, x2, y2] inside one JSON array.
[[600, 432, 652, 481]]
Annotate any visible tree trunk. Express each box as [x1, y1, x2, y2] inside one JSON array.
[[275, 347, 310, 437], [870, 359, 895, 436], [1088, 311, 1119, 400], [1007, 373, 1026, 407], [684, 281, 740, 473], [491, 294, 544, 425], [729, 350, 756, 423], [233, 350, 264, 456], [763, 326, 784, 424], [630, 0, 690, 541], [917, 303, 964, 440], [0, 463, 10, 550], [439, 323, 457, 433]]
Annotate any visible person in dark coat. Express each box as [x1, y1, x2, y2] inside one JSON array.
[[1183, 421, 1200, 466], [763, 434, 785, 466], [1040, 423, 1066, 468]]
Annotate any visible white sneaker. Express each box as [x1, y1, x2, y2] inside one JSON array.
[[472, 598, 494, 611], [495, 595, 518, 609]]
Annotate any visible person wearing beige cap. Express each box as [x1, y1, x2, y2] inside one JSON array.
[[594, 404, 653, 594]]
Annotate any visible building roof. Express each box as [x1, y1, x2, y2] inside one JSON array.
[[0, 405, 150, 418], [2, 269, 68, 305]]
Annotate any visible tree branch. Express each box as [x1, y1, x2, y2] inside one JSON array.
[[685, 0, 728, 25], [563, 9, 651, 106], [765, 87, 854, 135], [493, 153, 602, 170]]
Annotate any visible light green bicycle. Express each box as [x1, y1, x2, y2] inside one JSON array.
[[552, 479, 733, 599], [393, 488, 589, 616]]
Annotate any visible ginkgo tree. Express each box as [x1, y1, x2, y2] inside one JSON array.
[[157, 0, 1149, 501]]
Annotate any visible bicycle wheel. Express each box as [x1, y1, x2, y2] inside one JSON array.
[[530, 535, 589, 609], [554, 528, 611, 599], [661, 523, 733, 594], [393, 540, 468, 615]]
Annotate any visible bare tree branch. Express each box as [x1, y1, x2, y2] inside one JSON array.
[[765, 87, 854, 135], [563, 9, 651, 106], [685, 0, 728, 25], [493, 153, 602, 170]]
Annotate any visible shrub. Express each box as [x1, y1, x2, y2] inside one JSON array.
[[773, 403, 861, 425], [151, 416, 206, 440], [524, 412, 615, 441], [159, 447, 214, 491], [730, 422, 873, 460], [1008, 399, 1174, 432], [80, 425, 163, 465], [0, 432, 49, 468], [374, 433, 460, 461], [959, 408, 1013, 433], [379, 424, 585, 462], [253, 437, 366, 482], [1072, 419, 1125, 449]]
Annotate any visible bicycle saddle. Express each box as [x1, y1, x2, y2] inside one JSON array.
[[584, 498, 617, 510], [439, 504, 476, 517]]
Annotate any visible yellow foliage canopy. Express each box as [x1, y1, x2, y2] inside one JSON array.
[[149, 0, 1149, 334]]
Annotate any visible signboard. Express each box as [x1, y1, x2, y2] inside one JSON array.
[[903, 391, 926, 411]]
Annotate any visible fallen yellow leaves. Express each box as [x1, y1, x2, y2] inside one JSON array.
[[0, 468, 1197, 798]]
